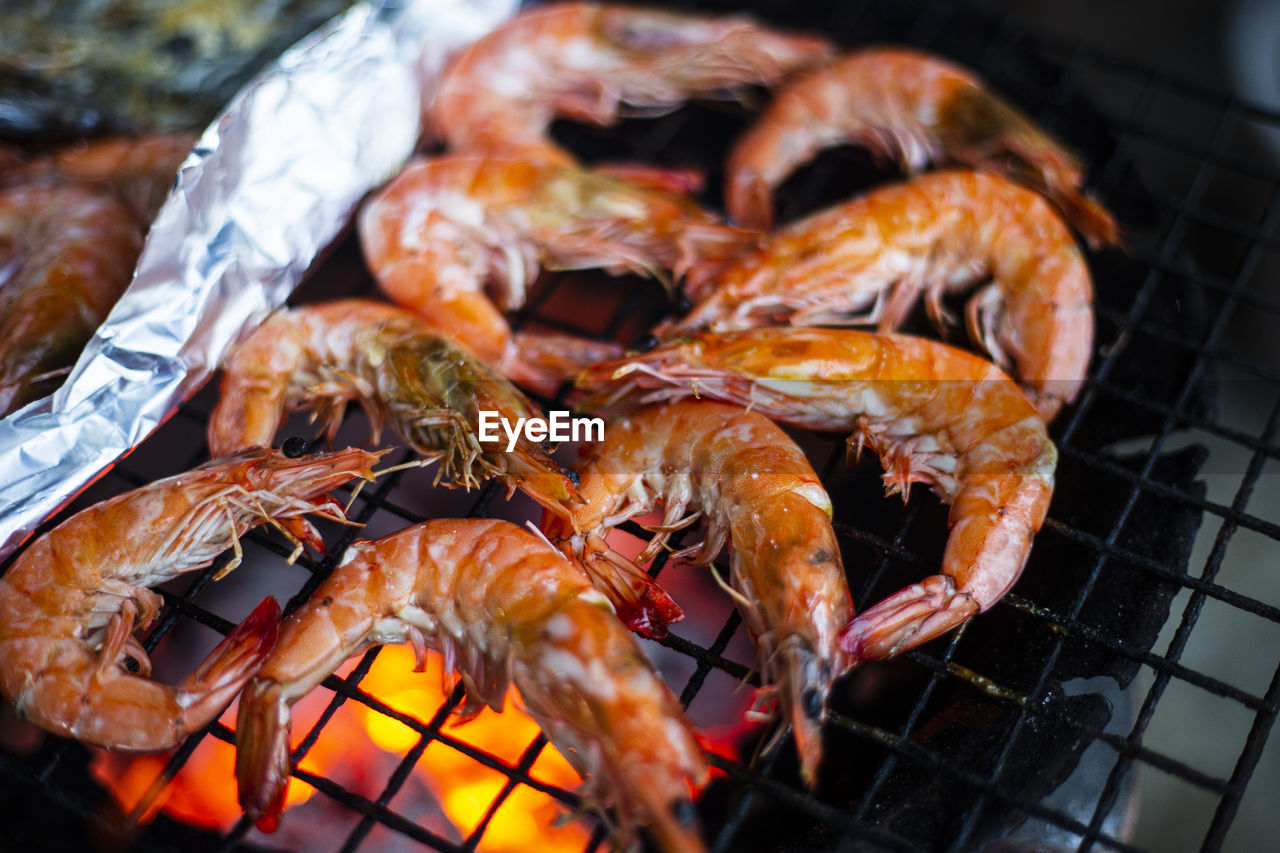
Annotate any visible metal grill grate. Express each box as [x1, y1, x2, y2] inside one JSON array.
[[3, 1, 1280, 851]]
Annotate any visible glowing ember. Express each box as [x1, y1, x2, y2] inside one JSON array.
[[92, 645, 592, 851], [90, 693, 330, 830], [360, 645, 591, 852]]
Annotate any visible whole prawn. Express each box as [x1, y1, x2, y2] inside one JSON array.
[[235, 518, 709, 853], [357, 155, 755, 385], [207, 299, 585, 517], [543, 400, 852, 784], [576, 329, 1057, 666], [670, 170, 1093, 421], [0, 447, 379, 751], [725, 47, 1118, 247], [0, 183, 141, 415], [432, 2, 833, 167]]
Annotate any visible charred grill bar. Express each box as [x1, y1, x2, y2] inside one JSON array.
[[2, 0, 1278, 851]]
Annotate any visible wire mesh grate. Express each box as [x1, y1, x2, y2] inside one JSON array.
[[3, 0, 1280, 851]]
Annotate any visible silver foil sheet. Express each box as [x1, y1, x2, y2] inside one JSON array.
[[0, 0, 519, 560]]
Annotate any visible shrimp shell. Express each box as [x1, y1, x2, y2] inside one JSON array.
[[576, 329, 1056, 665], [208, 299, 580, 512], [725, 46, 1118, 247], [432, 2, 834, 167], [0, 448, 379, 751], [544, 400, 852, 784], [235, 518, 709, 852], [357, 155, 754, 384], [672, 170, 1093, 421]]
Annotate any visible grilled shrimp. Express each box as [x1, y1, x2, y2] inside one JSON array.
[[235, 518, 709, 853], [576, 329, 1056, 666], [671, 170, 1092, 421], [0, 448, 379, 751], [357, 155, 754, 385], [543, 400, 852, 784], [725, 47, 1118, 247], [0, 183, 142, 415], [207, 299, 580, 512], [432, 2, 833, 167]]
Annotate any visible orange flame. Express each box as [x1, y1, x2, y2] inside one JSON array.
[[358, 645, 590, 852], [91, 645, 591, 851]]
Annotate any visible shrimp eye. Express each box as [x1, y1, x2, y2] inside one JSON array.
[[671, 292, 693, 314], [282, 436, 309, 458], [565, 468, 581, 488], [669, 796, 699, 829], [633, 333, 660, 352], [802, 687, 823, 720]]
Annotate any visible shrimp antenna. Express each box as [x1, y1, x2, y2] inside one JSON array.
[[707, 562, 754, 611], [369, 456, 436, 479], [640, 512, 702, 534], [523, 520, 560, 556]]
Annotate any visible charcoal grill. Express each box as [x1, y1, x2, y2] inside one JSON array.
[[1, 0, 1276, 851]]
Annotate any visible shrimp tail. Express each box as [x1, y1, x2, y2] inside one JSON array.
[[943, 95, 1120, 248], [1047, 185, 1121, 250], [179, 597, 282, 735], [837, 575, 979, 664], [235, 677, 291, 833], [979, 136, 1119, 249], [39, 596, 282, 751]]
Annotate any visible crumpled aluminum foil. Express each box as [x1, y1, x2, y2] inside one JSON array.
[[0, 0, 518, 561]]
